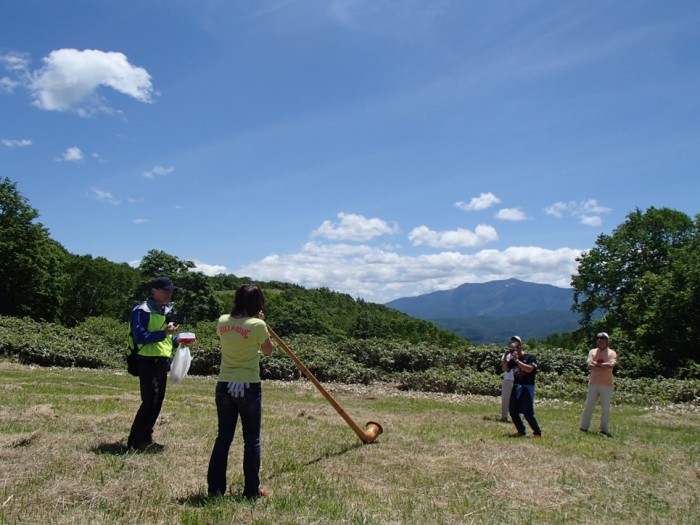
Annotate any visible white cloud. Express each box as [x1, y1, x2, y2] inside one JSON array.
[[312, 212, 399, 241], [543, 201, 569, 218], [0, 51, 29, 93], [1, 138, 32, 147], [28, 49, 155, 116], [409, 224, 498, 249], [545, 199, 611, 226], [56, 146, 84, 162], [496, 207, 528, 221], [0, 51, 30, 72], [0, 77, 20, 93], [133, 218, 148, 224], [142, 165, 175, 179], [455, 192, 501, 211], [129, 259, 227, 275], [91, 187, 120, 205], [236, 242, 582, 303], [580, 199, 611, 215], [579, 215, 602, 227], [192, 260, 228, 276]]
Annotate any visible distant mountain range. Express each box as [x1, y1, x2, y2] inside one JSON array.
[[384, 278, 581, 343]]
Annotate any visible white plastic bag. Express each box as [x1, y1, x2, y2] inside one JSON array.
[[170, 346, 192, 384]]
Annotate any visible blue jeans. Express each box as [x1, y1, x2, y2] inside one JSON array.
[[207, 382, 262, 498], [509, 384, 542, 436], [128, 356, 170, 447]]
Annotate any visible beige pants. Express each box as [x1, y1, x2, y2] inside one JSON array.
[[501, 378, 514, 420], [580, 383, 614, 433]]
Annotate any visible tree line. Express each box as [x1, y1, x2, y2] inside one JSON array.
[[1, 176, 699, 378], [0, 177, 462, 349]]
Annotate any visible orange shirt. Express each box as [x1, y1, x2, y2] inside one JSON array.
[[587, 347, 618, 387]]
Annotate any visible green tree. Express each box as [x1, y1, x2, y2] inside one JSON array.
[[209, 273, 247, 291], [0, 178, 67, 321], [134, 250, 219, 325], [572, 207, 698, 377], [265, 290, 333, 338], [617, 216, 700, 377], [59, 254, 141, 325], [137, 249, 194, 281], [572, 207, 694, 329], [173, 270, 221, 325], [348, 310, 387, 339]]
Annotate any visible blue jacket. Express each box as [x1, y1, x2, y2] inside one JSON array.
[[130, 297, 179, 357]]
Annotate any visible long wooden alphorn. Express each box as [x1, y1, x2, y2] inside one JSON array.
[[268, 327, 383, 444]]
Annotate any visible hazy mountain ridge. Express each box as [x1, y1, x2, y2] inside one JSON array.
[[385, 278, 580, 343]]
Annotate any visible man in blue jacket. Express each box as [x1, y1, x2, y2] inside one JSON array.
[[127, 276, 180, 452]]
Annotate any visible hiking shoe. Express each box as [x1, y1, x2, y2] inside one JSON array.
[[499, 418, 509, 422], [599, 431, 612, 438], [579, 428, 588, 433], [533, 434, 543, 439], [510, 431, 526, 437], [244, 488, 270, 500], [137, 442, 165, 453]]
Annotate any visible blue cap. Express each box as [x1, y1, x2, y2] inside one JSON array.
[[151, 276, 176, 291]]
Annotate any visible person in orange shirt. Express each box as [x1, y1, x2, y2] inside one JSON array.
[[579, 332, 618, 437]]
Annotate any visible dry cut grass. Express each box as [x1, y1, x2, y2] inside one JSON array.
[[0, 360, 698, 524]]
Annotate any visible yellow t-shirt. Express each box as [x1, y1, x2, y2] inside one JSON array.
[[217, 314, 270, 383]]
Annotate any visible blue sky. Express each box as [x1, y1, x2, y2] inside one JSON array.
[[1, 1, 699, 304]]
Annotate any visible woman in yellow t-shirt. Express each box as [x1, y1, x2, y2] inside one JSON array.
[[207, 284, 274, 499]]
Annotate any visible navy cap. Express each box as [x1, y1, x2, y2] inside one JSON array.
[[151, 276, 176, 291]]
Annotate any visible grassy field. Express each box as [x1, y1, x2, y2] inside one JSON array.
[[0, 361, 698, 525]]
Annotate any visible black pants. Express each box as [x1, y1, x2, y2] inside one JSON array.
[[128, 357, 170, 447], [207, 382, 263, 498], [509, 384, 542, 436]]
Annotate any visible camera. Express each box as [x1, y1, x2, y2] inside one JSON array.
[[503, 347, 518, 369]]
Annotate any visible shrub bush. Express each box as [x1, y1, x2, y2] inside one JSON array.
[[614, 377, 700, 404], [185, 320, 220, 376], [264, 334, 376, 384], [395, 368, 502, 396], [1, 315, 698, 405], [338, 339, 455, 372], [0, 316, 116, 368]]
